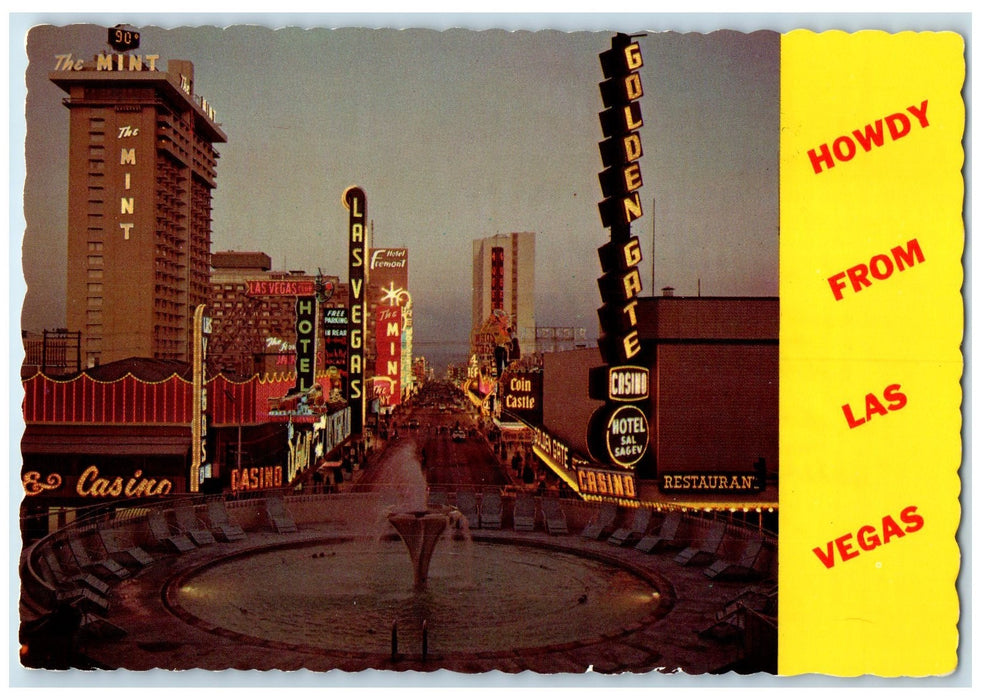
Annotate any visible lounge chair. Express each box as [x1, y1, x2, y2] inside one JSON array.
[[674, 519, 727, 566], [67, 535, 131, 580], [77, 612, 127, 640], [635, 510, 683, 553], [703, 538, 766, 580], [580, 502, 617, 540], [512, 492, 536, 531], [698, 584, 777, 640], [99, 529, 154, 568], [42, 546, 111, 597], [454, 489, 479, 529], [480, 489, 503, 529], [207, 500, 246, 542], [175, 504, 217, 546], [542, 497, 569, 535], [607, 508, 652, 546], [57, 588, 111, 616], [37, 550, 111, 614], [265, 495, 298, 533], [147, 511, 197, 552]]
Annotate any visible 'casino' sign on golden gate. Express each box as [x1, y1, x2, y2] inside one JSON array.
[[588, 33, 651, 472]]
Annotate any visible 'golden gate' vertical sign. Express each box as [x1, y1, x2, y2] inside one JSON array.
[[587, 33, 650, 477]]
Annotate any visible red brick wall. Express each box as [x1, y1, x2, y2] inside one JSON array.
[[654, 343, 778, 474], [542, 348, 604, 455]]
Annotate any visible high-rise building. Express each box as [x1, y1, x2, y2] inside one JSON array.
[[471, 232, 536, 359], [50, 55, 227, 367]]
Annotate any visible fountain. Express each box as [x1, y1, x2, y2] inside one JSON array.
[[386, 507, 451, 588], [164, 437, 669, 665]]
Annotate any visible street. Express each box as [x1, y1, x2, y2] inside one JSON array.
[[353, 385, 510, 494]]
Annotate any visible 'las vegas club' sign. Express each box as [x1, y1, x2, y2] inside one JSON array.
[[587, 33, 651, 471]]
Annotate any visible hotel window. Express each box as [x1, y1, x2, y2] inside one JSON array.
[[87, 241, 104, 252]]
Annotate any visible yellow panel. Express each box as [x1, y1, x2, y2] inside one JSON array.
[[779, 30, 964, 676]]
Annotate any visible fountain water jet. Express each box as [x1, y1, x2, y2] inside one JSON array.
[[379, 440, 469, 588]]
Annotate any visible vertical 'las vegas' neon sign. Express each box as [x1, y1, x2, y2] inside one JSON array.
[[344, 186, 367, 436]]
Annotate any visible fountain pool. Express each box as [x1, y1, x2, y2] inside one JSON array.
[[171, 536, 664, 656]]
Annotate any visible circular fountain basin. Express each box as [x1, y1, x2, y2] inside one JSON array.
[[172, 537, 663, 656]]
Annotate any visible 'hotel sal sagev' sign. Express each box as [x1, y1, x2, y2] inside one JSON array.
[[587, 33, 651, 471]]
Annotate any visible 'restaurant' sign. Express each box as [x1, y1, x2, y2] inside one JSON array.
[[659, 458, 767, 493]]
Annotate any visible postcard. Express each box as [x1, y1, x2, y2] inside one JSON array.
[[11, 15, 965, 682]]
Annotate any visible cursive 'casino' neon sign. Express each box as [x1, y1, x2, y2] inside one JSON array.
[[76, 465, 173, 498]]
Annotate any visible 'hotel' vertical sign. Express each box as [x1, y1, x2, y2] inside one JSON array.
[[587, 33, 650, 475], [344, 186, 367, 436]]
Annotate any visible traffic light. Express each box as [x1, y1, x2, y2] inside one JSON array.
[[597, 33, 646, 232]]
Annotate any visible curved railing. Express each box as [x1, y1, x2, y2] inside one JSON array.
[[20, 488, 776, 622]]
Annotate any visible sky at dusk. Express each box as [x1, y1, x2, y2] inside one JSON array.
[[16, 18, 780, 370]]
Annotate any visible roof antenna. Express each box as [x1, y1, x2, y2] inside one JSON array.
[[650, 196, 655, 296]]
